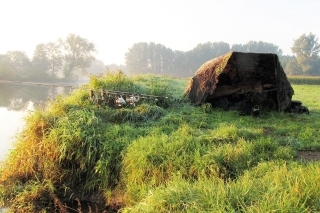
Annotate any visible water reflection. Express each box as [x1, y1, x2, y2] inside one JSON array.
[[0, 82, 79, 162], [0, 107, 28, 162], [0, 83, 72, 110]]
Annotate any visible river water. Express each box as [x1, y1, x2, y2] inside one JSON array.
[[0, 107, 28, 162], [0, 82, 83, 163]]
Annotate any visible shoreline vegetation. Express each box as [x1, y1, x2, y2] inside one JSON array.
[[1, 71, 320, 212]]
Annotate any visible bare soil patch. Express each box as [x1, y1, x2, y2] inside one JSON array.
[[296, 151, 320, 161]]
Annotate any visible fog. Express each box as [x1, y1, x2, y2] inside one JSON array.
[[1, 1, 320, 65]]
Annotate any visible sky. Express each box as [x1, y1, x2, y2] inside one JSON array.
[[0, 0, 319, 65]]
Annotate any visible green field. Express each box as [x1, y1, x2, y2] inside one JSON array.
[[1, 72, 320, 212]]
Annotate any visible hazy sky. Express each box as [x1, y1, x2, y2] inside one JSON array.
[[1, 0, 319, 65]]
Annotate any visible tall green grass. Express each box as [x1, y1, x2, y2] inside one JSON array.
[[122, 124, 294, 205], [1, 71, 320, 212], [122, 161, 320, 212]]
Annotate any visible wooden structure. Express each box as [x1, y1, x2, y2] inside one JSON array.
[[185, 51, 294, 112], [89, 89, 169, 108]]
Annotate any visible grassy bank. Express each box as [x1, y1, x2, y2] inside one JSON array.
[[1, 72, 320, 212]]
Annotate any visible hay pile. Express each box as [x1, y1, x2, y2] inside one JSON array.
[[185, 51, 294, 112], [184, 52, 233, 106]]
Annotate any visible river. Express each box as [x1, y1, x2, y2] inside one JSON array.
[[0, 100, 37, 162], [0, 107, 29, 162], [0, 81, 85, 163]]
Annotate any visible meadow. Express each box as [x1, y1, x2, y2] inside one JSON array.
[[0, 71, 320, 212]]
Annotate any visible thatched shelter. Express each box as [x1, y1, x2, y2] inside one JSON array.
[[185, 51, 294, 112]]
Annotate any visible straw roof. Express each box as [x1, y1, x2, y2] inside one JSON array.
[[184, 51, 294, 112]]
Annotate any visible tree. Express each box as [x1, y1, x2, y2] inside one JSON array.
[[231, 44, 245, 52], [0, 54, 15, 80], [285, 58, 303, 75], [186, 42, 230, 76], [279, 55, 302, 76], [291, 33, 320, 75], [87, 59, 106, 76], [160, 45, 175, 74], [125, 40, 286, 78], [312, 59, 320, 76], [171, 50, 188, 77], [125, 42, 153, 74], [147, 42, 175, 74], [33, 42, 63, 78], [5, 51, 32, 80], [147, 42, 162, 73], [231, 41, 283, 56], [62, 34, 96, 79]]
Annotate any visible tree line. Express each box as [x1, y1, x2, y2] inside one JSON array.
[[125, 33, 320, 77], [1, 33, 319, 82], [0, 34, 96, 82]]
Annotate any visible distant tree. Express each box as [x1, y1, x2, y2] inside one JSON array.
[[231, 44, 245, 52], [126, 42, 180, 76], [125, 40, 287, 78], [186, 42, 230, 75], [87, 59, 106, 76], [284, 58, 303, 75], [148, 42, 175, 74], [32, 42, 63, 78], [147, 42, 162, 73], [231, 41, 283, 56], [32, 45, 50, 75], [62, 34, 96, 79], [171, 50, 188, 77], [191, 42, 230, 62], [210, 42, 231, 57], [279, 55, 293, 69], [312, 59, 320, 76], [161, 45, 175, 74], [0, 54, 15, 80], [125, 42, 150, 74], [126, 42, 174, 75], [5, 51, 32, 80], [291, 33, 320, 75], [147, 42, 159, 72]]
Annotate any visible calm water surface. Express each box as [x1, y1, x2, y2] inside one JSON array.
[[0, 82, 82, 163], [0, 103, 34, 162]]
